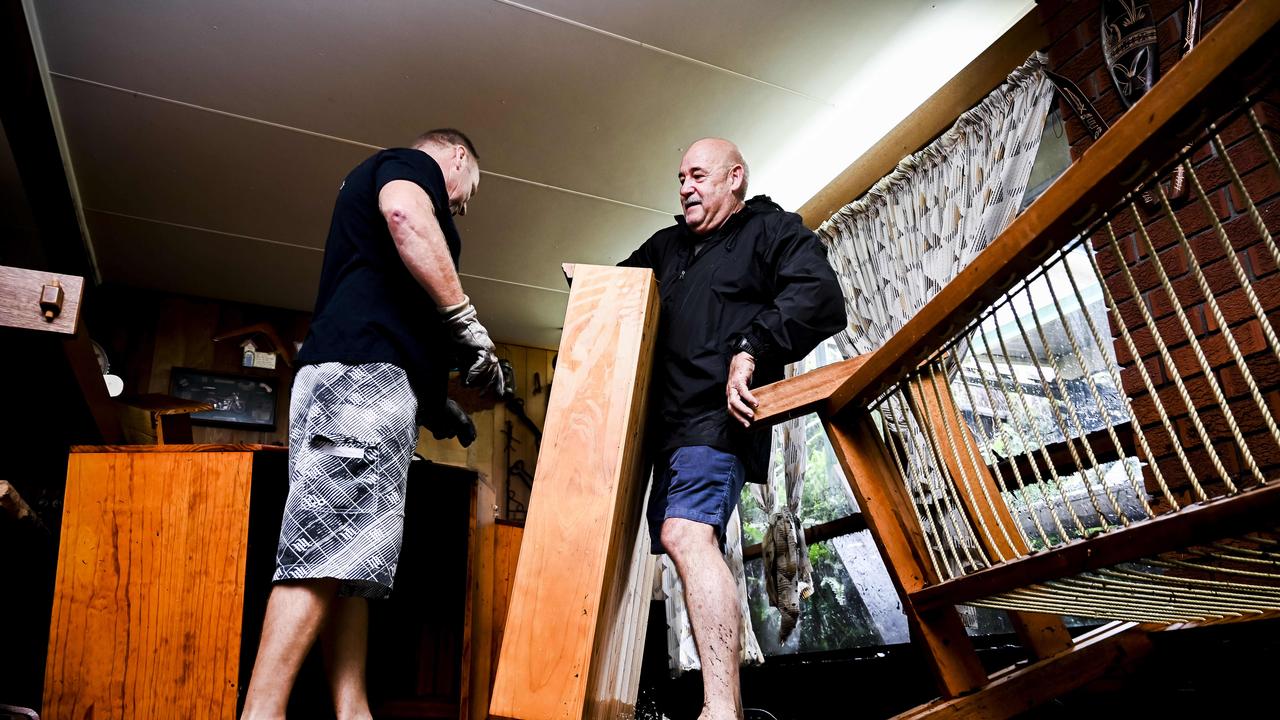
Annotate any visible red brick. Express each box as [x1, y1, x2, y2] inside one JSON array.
[[1121, 354, 1167, 396], [1045, 1, 1100, 45], [1167, 254, 1241, 305], [1156, 10, 1185, 49], [1169, 319, 1268, 374], [1227, 163, 1280, 211], [1094, 239, 1129, 279], [1056, 42, 1104, 92], [1218, 200, 1280, 252], [1221, 133, 1275, 177], [1156, 374, 1219, 417], [1128, 244, 1191, 292], [1247, 243, 1279, 278], [1219, 352, 1280, 399], [1207, 273, 1280, 328]]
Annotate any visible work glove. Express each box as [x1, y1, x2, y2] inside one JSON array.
[[419, 398, 477, 448], [439, 295, 506, 397]]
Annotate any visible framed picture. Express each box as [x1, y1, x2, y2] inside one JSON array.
[[169, 367, 278, 430]]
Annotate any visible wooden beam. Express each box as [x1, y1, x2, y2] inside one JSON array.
[[891, 622, 1151, 720], [0, 264, 84, 335], [797, 10, 1047, 228], [823, 413, 987, 697], [752, 354, 868, 427], [490, 265, 659, 720], [910, 481, 1280, 612], [827, 0, 1280, 415]]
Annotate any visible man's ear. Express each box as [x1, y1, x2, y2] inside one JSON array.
[[455, 144, 468, 171], [730, 164, 745, 193]]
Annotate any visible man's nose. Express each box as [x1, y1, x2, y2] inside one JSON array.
[[680, 179, 695, 197]]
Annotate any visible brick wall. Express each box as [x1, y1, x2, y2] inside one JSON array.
[[1038, 0, 1280, 510]]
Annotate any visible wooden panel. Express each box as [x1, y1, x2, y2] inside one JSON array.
[[490, 265, 659, 719], [461, 480, 497, 720], [44, 451, 255, 719], [490, 522, 525, 692], [0, 265, 84, 335], [827, 0, 1280, 414], [823, 413, 987, 697], [910, 481, 1280, 612], [798, 10, 1048, 228]]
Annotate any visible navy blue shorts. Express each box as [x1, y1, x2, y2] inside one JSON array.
[[648, 445, 747, 554]]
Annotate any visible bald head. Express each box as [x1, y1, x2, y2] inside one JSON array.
[[678, 138, 749, 235]]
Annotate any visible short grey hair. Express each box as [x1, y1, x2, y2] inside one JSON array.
[[412, 128, 480, 162]]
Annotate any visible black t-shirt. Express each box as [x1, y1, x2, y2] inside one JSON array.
[[297, 148, 461, 412]]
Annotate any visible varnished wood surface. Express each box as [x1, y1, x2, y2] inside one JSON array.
[[827, 0, 1280, 415], [751, 354, 868, 427], [0, 264, 83, 335], [71, 443, 286, 453], [798, 10, 1047, 228], [44, 451, 256, 719], [490, 265, 659, 719]]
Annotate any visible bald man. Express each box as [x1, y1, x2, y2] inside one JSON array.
[[621, 138, 845, 719]]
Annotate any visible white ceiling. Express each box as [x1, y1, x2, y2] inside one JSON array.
[[28, 0, 1032, 349]]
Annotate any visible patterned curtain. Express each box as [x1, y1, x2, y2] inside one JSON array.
[[766, 51, 1056, 638], [820, 52, 1056, 358]]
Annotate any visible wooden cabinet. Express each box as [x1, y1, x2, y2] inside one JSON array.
[[43, 445, 288, 719], [43, 445, 519, 720]]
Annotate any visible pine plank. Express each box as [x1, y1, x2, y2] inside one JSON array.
[[490, 265, 659, 719]]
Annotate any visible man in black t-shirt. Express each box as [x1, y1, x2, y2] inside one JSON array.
[[242, 129, 504, 719]]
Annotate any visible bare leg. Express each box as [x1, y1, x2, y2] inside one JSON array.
[[661, 518, 743, 720], [323, 596, 373, 720], [241, 578, 339, 720]]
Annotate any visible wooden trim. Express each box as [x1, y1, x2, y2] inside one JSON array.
[[742, 512, 868, 561], [797, 10, 1047, 228], [71, 443, 286, 453], [752, 354, 868, 427], [910, 481, 1280, 612], [827, 0, 1280, 416], [891, 622, 1151, 720]]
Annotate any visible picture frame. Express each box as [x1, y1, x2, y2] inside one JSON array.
[[169, 367, 278, 430]]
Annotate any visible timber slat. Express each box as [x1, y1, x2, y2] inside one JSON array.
[[490, 266, 659, 719]]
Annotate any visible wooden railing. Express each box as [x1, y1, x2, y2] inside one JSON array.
[[747, 0, 1280, 712]]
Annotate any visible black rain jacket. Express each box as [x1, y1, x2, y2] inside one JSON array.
[[619, 195, 846, 482]]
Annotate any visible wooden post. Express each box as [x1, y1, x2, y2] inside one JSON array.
[[490, 265, 659, 719], [823, 413, 987, 697], [907, 376, 1073, 658]]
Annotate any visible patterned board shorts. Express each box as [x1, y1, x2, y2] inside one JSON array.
[[273, 362, 418, 598]]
